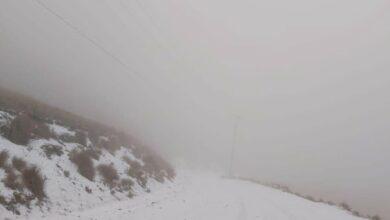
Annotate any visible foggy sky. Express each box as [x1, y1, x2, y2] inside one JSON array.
[[0, 0, 389, 218]]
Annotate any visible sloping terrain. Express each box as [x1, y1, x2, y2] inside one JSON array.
[[38, 170, 367, 220], [0, 88, 174, 219], [0, 88, 373, 220]]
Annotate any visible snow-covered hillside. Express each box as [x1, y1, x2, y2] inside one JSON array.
[[0, 91, 371, 220], [0, 108, 174, 219], [35, 170, 366, 220]]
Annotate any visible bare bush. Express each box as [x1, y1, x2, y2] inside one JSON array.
[[5, 113, 34, 145], [84, 148, 101, 160], [371, 215, 381, 220], [75, 130, 87, 146], [3, 167, 23, 191], [119, 178, 134, 192], [69, 150, 95, 181], [98, 136, 121, 154], [12, 157, 27, 171], [41, 144, 63, 159], [85, 186, 92, 194], [22, 166, 46, 201], [11, 192, 34, 209], [123, 156, 148, 188], [127, 167, 147, 188], [340, 202, 351, 211], [143, 154, 175, 181], [33, 122, 52, 140], [5, 113, 53, 145], [97, 164, 119, 188], [0, 150, 9, 168], [63, 170, 70, 178]]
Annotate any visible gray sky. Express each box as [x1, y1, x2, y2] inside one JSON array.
[[0, 0, 389, 218]]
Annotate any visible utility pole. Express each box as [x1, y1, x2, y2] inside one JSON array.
[[229, 116, 240, 178]]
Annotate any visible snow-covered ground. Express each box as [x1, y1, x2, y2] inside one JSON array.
[[0, 111, 367, 220], [0, 112, 172, 219], [39, 170, 365, 220]]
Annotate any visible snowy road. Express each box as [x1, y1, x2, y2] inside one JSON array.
[[40, 171, 365, 220]]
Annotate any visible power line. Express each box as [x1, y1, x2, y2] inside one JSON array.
[[32, 0, 245, 171], [128, 0, 237, 117], [32, 0, 154, 85], [32, 0, 238, 122]]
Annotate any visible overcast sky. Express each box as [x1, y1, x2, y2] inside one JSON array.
[[0, 0, 389, 218]]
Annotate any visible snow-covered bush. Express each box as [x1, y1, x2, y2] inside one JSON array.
[[69, 149, 96, 181]]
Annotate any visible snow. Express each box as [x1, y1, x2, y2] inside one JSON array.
[[0, 110, 14, 127], [35, 170, 366, 220], [48, 123, 76, 137], [0, 114, 367, 220], [0, 135, 156, 219]]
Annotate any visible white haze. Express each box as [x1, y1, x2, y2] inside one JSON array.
[[0, 0, 389, 218]]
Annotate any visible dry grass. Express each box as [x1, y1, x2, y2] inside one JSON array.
[[75, 130, 87, 146], [84, 148, 101, 160], [371, 215, 382, 220], [21, 166, 46, 201], [3, 167, 23, 191], [41, 144, 63, 159], [98, 136, 121, 154], [340, 202, 351, 212], [118, 178, 134, 192], [85, 186, 92, 194], [12, 157, 27, 172], [0, 150, 9, 168], [123, 156, 148, 188], [97, 164, 119, 188], [4, 113, 53, 145], [69, 150, 96, 181], [4, 113, 33, 145], [63, 170, 70, 178], [143, 154, 175, 182]]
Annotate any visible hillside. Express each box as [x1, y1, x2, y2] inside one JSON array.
[[37, 170, 367, 220], [0, 88, 375, 220], [0, 88, 174, 219]]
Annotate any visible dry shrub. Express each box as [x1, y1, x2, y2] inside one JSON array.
[[99, 136, 121, 154], [0, 150, 9, 168], [63, 170, 70, 178], [22, 166, 46, 201], [127, 168, 147, 188], [0, 124, 9, 136], [304, 195, 316, 202], [118, 178, 134, 192], [75, 130, 87, 146], [85, 186, 92, 194], [143, 154, 175, 182], [123, 156, 148, 187], [69, 150, 95, 181], [12, 157, 27, 172], [5, 113, 53, 145], [0, 190, 35, 214], [0, 194, 20, 215], [33, 122, 52, 140], [10, 192, 34, 209], [5, 113, 34, 145], [340, 202, 351, 211], [84, 148, 101, 160], [352, 211, 361, 217], [97, 164, 119, 188], [3, 167, 23, 191], [0, 196, 9, 211], [41, 144, 63, 159]]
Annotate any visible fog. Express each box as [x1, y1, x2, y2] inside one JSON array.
[[0, 0, 389, 218]]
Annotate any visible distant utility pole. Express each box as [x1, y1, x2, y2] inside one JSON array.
[[229, 116, 240, 178]]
